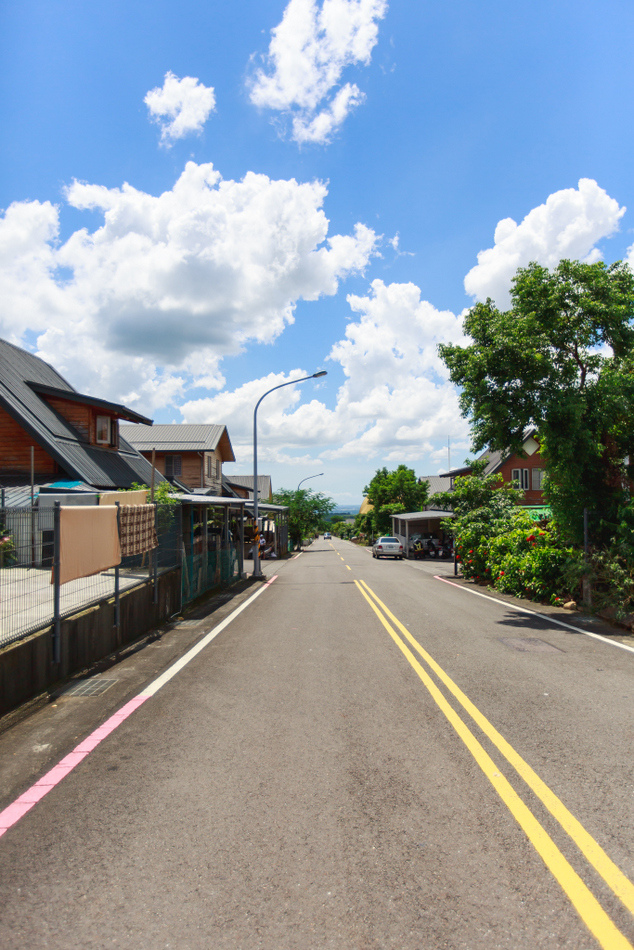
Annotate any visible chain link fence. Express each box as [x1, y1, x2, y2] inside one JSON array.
[[0, 504, 181, 649]]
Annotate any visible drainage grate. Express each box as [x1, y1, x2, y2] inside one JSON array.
[[175, 620, 201, 627], [64, 678, 118, 697], [499, 637, 564, 654]]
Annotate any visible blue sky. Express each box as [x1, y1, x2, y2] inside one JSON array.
[[2, 1, 634, 504]]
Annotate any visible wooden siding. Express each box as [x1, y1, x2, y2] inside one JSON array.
[[139, 449, 223, 492], [0, 406, 59, 476], [44, 396, 119, 448]]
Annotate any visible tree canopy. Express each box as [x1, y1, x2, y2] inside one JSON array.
[[439, 259, 634, 544], [272, 488, 336, 548], [363, 465, 429, 536]]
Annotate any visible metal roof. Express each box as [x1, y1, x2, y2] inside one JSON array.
[[226, 474, 272, 497], [420, 475, 451, 497], [27, 382, 151, 424], [120, 423, 236, 462], [0, 338, 159, 490], [177, 494, 246, 507], [391, 509, 455, 521]]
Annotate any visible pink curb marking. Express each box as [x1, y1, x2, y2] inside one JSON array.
[[0, 577, 280, 840], [0, 694, 150, 839]]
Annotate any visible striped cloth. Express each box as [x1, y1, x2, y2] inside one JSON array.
[[118, 504, 158, 557]]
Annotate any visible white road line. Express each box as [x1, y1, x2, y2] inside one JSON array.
[[435, 576, 634, 656]]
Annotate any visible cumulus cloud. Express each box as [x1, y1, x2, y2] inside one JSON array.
[[0, 162, 378, 410], [249, 0, 387, 144], [181, 280, 470, 469], [464, 178, 625, 308], [145, 72, 216, 144]]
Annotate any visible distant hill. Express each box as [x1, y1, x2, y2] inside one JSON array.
[[330, 505, 360, 518]]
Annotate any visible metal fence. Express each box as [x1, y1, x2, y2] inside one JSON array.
[[181, 541, 239, 605], [0, 504, 181, 650]]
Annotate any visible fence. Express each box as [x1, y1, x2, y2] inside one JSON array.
[[0, 504, 181, 650]]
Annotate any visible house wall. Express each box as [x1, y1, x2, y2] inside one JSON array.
[[0, 406, 59, 477], [44, 397, 119, 448], [497, 452, 545, 505], [140, 449, 223, 492]]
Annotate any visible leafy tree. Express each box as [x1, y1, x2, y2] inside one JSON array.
[[272, 488, 336, 548], [129, 481, 181, 505], [363, 465, 429, 536], [439, 259, 634, 545]]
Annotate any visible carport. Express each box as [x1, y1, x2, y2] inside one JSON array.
[[391, 509, 454, 558]]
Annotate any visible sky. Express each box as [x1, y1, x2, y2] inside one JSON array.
[[2, 0, 634, 506]]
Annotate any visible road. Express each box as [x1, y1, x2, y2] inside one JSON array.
[[1, 537, 633, 949]]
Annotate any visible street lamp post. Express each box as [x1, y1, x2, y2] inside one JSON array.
[[297, 473, 324, 491], [252, 371, 327, 580]]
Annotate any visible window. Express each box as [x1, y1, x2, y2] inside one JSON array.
[[206, 456, 212, 478], [96, 415, 111, 444], [165, 454, 182, 477], [511, 468, 529, 490], [532, 468, 545, 491]]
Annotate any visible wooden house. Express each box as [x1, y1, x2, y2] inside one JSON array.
[[0, 339, 157, 490], [442, 430, 546, 505], [120, 423, 235, 495]]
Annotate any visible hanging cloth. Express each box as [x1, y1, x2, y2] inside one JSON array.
[[57, 506, 121, 585], [118, 504, 158, 557]]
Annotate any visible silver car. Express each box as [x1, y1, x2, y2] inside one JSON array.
[[372, 536, 404, 559]]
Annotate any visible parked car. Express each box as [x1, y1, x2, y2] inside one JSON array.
[[372, 537, 404, 559]]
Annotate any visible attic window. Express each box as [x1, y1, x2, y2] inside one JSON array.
[[96, 416, 112, 444]]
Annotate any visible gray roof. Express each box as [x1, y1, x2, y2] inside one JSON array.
[[226, 474, 272, 498], [0, 338, 159, 490], [420, 475, 450, 498], [391, 509, 455, 522], [120, 423, 235, 462], [442, 428, 538, 479]]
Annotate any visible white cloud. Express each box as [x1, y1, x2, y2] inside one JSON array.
[[249, 0, 387, 144], [145, 72, 216, 144], [0, 162, 378, 411], [464, 178, 625, 309], [181, 280, 470, 470]]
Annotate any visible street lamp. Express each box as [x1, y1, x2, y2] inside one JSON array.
[[252, 371, 327, 580], [297, 473, 324, 491]]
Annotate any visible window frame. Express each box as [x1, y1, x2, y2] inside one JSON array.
[[95, 415, 112, 445], [165, 454, 182, 477], [511, 467, 530, 490]]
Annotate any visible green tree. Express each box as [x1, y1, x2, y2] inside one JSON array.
[[272, 488, 336, 548], [363, 465, 430, 536], [438, 259, 634, 545]]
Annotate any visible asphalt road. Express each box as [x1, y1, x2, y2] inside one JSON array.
[[1, 538, 634, 949]]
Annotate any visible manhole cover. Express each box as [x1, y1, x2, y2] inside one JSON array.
[[64, 678, 118, 697], [499, 637, 564, 654]]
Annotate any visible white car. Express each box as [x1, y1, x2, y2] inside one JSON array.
[[372, 537, 404, 559]]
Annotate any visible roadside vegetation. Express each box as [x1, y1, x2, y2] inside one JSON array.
[[272, 488, 336, 549], [357, 464, 429, 538], [437, 258, 634, 621]]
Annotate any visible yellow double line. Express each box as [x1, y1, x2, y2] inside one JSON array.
[[355, 579, 634, 950]]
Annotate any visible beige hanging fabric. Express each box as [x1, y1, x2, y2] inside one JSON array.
[[118, 504, 158, 557], [57, 506, 121, 585]]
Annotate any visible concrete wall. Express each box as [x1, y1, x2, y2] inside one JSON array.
[[0, 568, 181, 718]]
